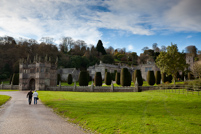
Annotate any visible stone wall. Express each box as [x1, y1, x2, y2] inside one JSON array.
[[44, 84, 156, 92], [0, 83, 158, 92], [0, 84, 19, 90]]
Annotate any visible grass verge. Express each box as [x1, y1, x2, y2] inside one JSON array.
[[38, 90, 201, 134], [0, 95, 10, 106], [0, 89, 18, 91]]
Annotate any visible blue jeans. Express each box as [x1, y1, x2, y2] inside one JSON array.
[[34, 97, 37, 104]]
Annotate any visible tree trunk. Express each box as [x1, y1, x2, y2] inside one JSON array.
[[173, 75, 176, 85]]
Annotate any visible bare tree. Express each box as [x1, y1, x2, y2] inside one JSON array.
[[160, 45, 166, 52], [142, 47, 149, 52], [40, 37, 54, 44], [28, 39, 38, 45], [106, 46, 114, 54], [152, 43, 160, 52], [191, 61, 201, 79], [0, 36, 15, 45]]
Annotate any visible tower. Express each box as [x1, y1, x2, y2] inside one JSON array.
[[19, 55, 57, 90]]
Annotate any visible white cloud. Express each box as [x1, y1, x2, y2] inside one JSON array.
[[187, 35, 192, 39], [0, 0, 102, 45], [164, 0, 201, 32], [0, 0, 200, 46], [128, 45, 134, 51]]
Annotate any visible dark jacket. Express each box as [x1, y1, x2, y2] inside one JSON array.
[[27, 91, 33, 98]]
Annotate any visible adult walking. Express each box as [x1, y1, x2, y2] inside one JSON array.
[[33, 90, 39, 104], [27, 90, 33, 105]]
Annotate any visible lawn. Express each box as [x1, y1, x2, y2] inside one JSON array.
[[38, 90, 201, 134], [0, 95, 10, 106], [0, 89, 18, 91]]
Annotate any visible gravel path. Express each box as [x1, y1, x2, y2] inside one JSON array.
[[0, 91, 86, 134]]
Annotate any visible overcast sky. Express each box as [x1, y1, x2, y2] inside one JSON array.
[[0, 0, 201, 55]]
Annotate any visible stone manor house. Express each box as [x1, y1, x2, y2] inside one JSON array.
[[59, 61, 159, 82], [18, 55, 194, 91], [59, 55, 195, 82]]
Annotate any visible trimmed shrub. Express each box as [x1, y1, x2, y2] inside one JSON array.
[[57, 74, 61, 85], [94, 72, 102, 86], [110, 73, 115, 81], [120, 68, 131, 86], [161, 72, 168, 83], [112, 70, 117, 81], [12, 73, 19, 85], [155, 71, 161, 85], [79, 71, 89, 86], [87, 72, 90, 82], [67, 74, 73, 84], [167, 75, 172, 83], [105, 72, 111, 85], [89, 75, 92, 81], [114, 70, 117, 75], [147, 71, 155, 86], [132, 70, 143, 86], [115, 72, 120, 85]]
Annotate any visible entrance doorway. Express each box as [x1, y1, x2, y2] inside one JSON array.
[[29, 79, 35, 90]]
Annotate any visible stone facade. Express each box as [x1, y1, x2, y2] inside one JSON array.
[[87, 61, 159, 81], [135, 62, 160, 80], [186, 55, 194, 70], [58, 68, 80, 82], [60, 54, 195, 82], [87, 61, 131, 79], [19, 61, 57, 91], [58, 61, 159, 81]]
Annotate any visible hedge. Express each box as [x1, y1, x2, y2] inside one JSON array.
[[67, 74, 73, 84], [79, 71, 89, 86], [105, 72, 111, 85], [115, 72, 120, 85], [147, 71, 155, 86], [57, 74, 61, 85], [167, 75, 172, 83], [120, 68, 131, 86], [94, 72, 102, 86], [161, 72, 167, 83], [155, 71, 161, 85], [132, 70, 143, 86]]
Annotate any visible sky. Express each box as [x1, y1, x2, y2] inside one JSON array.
[[0, 0, 201, 55]]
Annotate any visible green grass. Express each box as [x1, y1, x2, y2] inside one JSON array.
[[0, 95, 10, 106], [38, 90, 201, 134], [170, 81, 185, 85], [0, 89, 18, 91], [0, 80, 10, 84]]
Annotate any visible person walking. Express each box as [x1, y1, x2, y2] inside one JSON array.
[[27, 90, 33, 105], [33, 90, 39, 105]]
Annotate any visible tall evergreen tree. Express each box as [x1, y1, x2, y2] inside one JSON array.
[[96, 40, 106, 55]]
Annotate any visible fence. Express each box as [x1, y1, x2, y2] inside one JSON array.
[[156, 85, 201, 96]]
